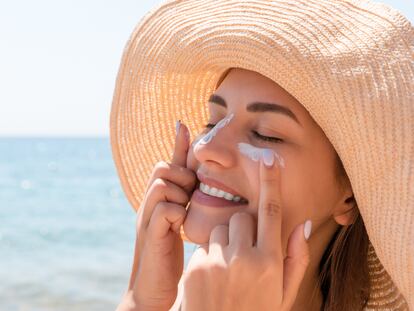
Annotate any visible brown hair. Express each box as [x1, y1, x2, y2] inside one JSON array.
[[214, 68, 371, 310], [316, 154, 371, 310]]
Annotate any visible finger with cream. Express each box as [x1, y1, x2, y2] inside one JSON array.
[[192, 113, 235, 148], [238, 142, 285, 168], [191, 134, 204, 148]]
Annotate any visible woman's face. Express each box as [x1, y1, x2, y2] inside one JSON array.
[[184, 68, 351, 255]]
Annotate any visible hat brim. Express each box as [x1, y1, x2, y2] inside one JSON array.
[[110, 0, 413, 308]]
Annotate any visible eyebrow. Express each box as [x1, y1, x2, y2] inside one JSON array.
[[208, 94, 302, 127]]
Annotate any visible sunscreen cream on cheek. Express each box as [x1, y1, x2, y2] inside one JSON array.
[[237, 142, 285, 167]]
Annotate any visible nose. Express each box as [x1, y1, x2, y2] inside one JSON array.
[[192, 112, 237, 168]]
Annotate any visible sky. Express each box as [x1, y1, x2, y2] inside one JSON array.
[[0, 0, 412, 137]]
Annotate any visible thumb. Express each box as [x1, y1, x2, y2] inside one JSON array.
[[282, 220, 312, 307]]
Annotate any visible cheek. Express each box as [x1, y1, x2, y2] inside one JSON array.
[[282, 158, 337, 224]]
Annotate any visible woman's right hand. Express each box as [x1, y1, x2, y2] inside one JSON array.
[[117, 121, 197, 311]]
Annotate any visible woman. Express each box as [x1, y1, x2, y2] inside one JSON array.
[[110, 0, 413, 310], [180, 67, 364, 310]]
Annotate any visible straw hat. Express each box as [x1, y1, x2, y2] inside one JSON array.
[[109, 0, 413, 309]]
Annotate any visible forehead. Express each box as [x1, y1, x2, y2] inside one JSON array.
[[214, 68, 311, 122]]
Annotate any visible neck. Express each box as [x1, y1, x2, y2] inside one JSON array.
[[289, 219, 339, 311]]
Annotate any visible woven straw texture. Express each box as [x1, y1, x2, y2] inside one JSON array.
[[110, 0, 413, 309]]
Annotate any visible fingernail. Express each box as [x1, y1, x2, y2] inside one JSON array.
[[262, 149, 274, 167], [175, 120, 181, 137], [304, 220, 312, 240]]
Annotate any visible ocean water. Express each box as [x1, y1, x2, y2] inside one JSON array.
[[0, 137, 198, 311]]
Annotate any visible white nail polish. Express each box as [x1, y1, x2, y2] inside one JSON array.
[[238, 142, 285, 167], [304, 220, 312, 240], [176, 120, 181, 137], [262, 148, 274, 167]]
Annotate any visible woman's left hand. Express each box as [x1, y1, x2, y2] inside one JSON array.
[[181, 155, 312, 311]]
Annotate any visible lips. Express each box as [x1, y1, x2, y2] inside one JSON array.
[[196, 171, 249, 203]]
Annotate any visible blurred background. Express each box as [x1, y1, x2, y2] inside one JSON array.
[[0, 0, 412, 310]]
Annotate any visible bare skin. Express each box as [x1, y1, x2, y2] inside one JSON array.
[[181, 68, 357, 310], [116, 67, 357, 311]]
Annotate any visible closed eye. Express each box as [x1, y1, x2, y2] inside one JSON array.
[[204, 123, 216, 129], [252, 131, 283, 143], [203, 123, 283, 143]]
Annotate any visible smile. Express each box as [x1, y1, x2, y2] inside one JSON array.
[[198, 182, 249, 203], [195, 171, 249, 204]]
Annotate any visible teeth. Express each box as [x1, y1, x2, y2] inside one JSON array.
[[223, 192, 233, 200], [199, 182, 247, 203], [216, 189, 226, 198]]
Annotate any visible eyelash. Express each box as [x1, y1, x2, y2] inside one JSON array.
[[203, 123, 283, 143]]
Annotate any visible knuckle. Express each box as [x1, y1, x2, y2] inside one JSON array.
[[150, 161, 170, 180], [169, 162, 185, 171], [260, 257, 278, 274], [263, 200, 282, 217], [184, 265, 207, 285], [207, 261, 226, 275], [154, 160, 170, 172], [152, 178, 168, 191], [173, 166, 197, 189], [262, 174, 278, 183], [211, 224, 229, 235], [229, 255, 247, 270]]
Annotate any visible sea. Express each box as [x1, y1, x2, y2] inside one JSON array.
[[0, 137, 198, 311]]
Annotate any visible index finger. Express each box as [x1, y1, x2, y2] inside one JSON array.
[[171, 120, 190, 167], [256, 149, 283, 257]]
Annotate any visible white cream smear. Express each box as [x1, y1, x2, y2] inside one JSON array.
[[190, 112, 284, 168], [238, 142, 285, 168], [192, 113, 235, 148]]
